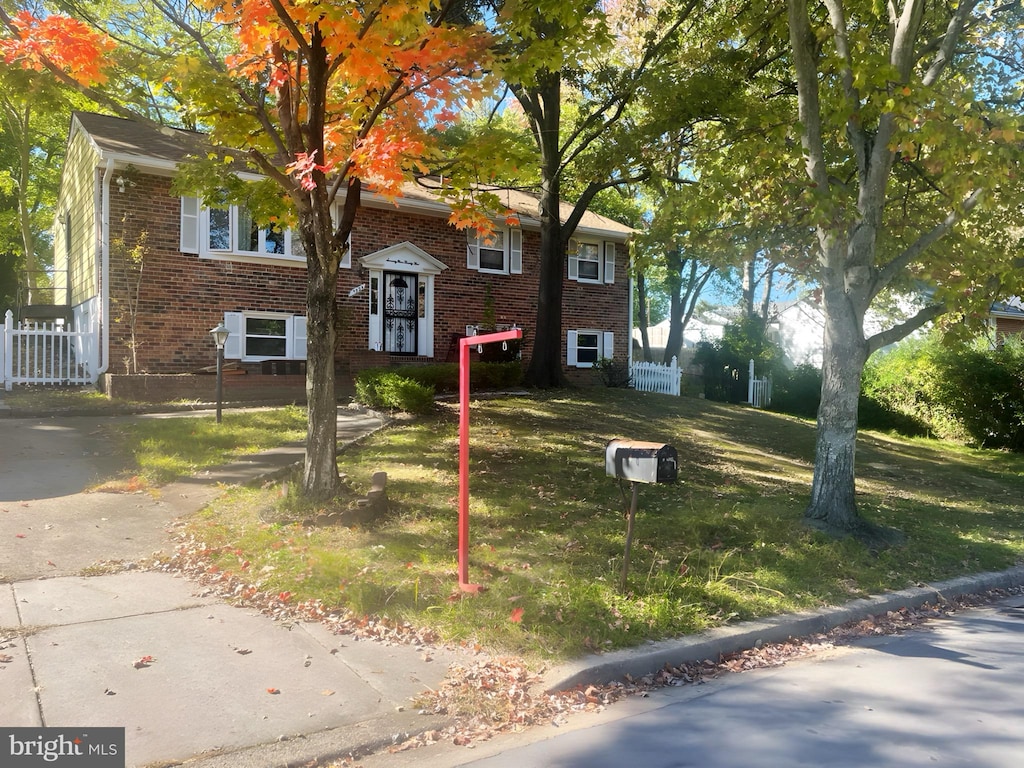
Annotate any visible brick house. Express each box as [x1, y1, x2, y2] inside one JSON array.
[[51, 112, 632, 399], [989, 299, 1024, 342]]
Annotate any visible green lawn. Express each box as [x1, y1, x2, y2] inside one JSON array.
[[152, 389, 1024, 662]]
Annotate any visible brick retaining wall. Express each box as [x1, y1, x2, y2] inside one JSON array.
[[101, 372, 307, 403]]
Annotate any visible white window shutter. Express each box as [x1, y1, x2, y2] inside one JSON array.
[[567, 330, 578, 367], [339, 232, 352, 269], [510, 228, 523, 274], [567, 243, 579, 280], [180, 196, 200, 254], [603, 242, 616, 284], [602, 331, 614, 360], [223, 312, 243, 359], [466, 229, 480, 270], [292, 316, 308, 360]]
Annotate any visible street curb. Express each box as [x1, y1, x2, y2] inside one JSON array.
[[176, 710, 452, 768], [541, 565, 1024, 692]]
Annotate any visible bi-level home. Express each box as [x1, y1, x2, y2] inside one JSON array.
[[41, 111, 632, 400]]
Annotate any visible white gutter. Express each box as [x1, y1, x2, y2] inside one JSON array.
[[98, 157, 115, 379]]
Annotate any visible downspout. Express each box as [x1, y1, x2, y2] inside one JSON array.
[[627, 241, 634, 373], [98, 158, 114, 380]]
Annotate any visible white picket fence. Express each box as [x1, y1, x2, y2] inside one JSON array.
[[631, 356, 681, 396], [747, 359, 772, 408], [2, 310, 94, 390]]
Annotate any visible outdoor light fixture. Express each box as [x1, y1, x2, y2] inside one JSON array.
[[209, 323, 230, 423]]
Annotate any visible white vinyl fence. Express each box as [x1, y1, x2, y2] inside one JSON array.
[[631, 356, 681, 396], [2, 310, 95, 390]]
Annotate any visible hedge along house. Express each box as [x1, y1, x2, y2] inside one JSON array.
[[49, 112, 633, 401]]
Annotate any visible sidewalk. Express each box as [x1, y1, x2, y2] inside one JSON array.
[[2, 404, 1024, 768]]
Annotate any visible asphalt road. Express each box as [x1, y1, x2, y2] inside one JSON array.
[[364, 595, 1024, 768]]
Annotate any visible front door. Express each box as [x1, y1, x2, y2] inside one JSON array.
[[383, 271, 418, 355]]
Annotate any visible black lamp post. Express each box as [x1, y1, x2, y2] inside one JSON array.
[[209, 323, 230, 423]]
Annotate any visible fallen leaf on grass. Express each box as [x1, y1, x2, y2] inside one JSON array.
[[509, 607, 524, 624]]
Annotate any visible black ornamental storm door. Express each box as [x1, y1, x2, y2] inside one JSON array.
[[383, 272, 418, 355]]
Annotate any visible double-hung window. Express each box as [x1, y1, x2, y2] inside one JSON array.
[[568, 239, 617, 284], [180, 196, 348, 267], [466, 226, 523, 274], [203, 204, 300, 258], [222, 311, 307, 361], [567, 329, 614, 368]]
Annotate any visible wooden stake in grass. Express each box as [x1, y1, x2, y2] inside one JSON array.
[[621, 481, 640, 593]]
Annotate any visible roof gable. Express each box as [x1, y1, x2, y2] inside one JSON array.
[[71, 111, 205, 167]]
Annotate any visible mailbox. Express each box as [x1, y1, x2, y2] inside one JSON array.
[[605, 439, 678, 484]]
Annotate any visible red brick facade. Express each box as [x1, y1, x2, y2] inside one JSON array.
[[993, 316, 1024, 342], [100, 168, 630, 386]]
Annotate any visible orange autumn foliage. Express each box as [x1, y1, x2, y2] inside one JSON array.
[[202, 0, 491, 199], [0, 10, 114, 85]]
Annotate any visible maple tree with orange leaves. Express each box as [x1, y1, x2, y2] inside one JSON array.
[[1, 0, 491, 500]]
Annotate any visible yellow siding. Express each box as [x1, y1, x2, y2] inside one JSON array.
[[55, 128, 100, 307]]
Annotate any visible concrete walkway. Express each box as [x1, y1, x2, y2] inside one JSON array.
[[0, 407, 465, 768]]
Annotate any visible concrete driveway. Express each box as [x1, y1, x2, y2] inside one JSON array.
[[0, 407, 468, 768]]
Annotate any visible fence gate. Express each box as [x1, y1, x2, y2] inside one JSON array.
[[3, 310, 94, 390], [747, 358, 772, 409]]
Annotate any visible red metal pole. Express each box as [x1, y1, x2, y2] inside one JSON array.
[[457, 328, 522, 592]]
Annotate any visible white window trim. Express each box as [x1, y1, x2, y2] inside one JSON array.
[[223, 311, 308, 362], [568, 238, 617, 285], [181, 196, 351, 269], [467, 226, 522, 275], [567, 329, 614, 369]]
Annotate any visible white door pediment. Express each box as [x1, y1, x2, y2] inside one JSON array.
[[360, 241, 448, 275]]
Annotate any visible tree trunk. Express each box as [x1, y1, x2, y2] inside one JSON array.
[[759, 265, 775, 323], [302, 213, 340, 500], [523, 73, 568, 389], [636, 271, 653, 362], [662, 256, 713, 365], [525, 182, 568, 387], [299, 162, 344, 499], [804, 242, 868, 535], [741, 258, 756, 320]]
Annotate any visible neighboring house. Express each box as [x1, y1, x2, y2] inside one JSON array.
[[44, 112, 631, 397], [769, 299, 826, 368], [632, 314, 726, 352], [989, 298, 1024, 341]]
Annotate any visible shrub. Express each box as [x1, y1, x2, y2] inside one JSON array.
[[770, 364, 821, 418], [863, 333, 1024, 449], [769, 362, 927, 435], [354, 362, 524, 413], [594, 358, 631, 388], [693, 317, 785, 403], [354, 371, 435, 414]]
